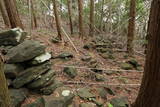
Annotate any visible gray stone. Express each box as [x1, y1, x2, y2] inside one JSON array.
[[77, 88, 96, 100], [121, 63, 133, 70], [57, 52, 73, 60], [10, 88, 29, 107], [63, 67, 77, 78], [27, 70, 55, 89], [4, 64, 24, 79], [110, 97, 129, 107], [29, 52, 51, 65], [80, 103, 96, 107], [6, 40, 46, 63], [81, 56, 92, 62], [95, 74, 106, 82], [12, 62, 51, 88], [0, 28, 26, 46], [39, 81, 63, 95], [43, 93, 74, 107]]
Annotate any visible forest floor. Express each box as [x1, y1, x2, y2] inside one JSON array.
[[22, 27, 145, 106]]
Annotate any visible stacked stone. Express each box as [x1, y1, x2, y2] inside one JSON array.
[[0, 28, 58, 95]]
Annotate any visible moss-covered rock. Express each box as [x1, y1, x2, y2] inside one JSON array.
[[63, 67, 77, 78]]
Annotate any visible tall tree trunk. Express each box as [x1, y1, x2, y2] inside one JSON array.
[[127, 0, 136, 55], [99, 0, 104, 31], [0, 0, 10, 27], [31, 0, 38, 29], [0, 56, 11, 107], [133, 0, 160, 106], [67, 0, 73, 34], [3, 0, 23, 29], [78, 0, 84, 37], [52, 0, 62, 40], [89, 0, 94, 36]]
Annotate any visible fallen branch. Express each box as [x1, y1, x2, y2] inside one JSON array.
[[61, 27, 79, 54], [54, 65, 143, 73], [62, 81, 141, 87]]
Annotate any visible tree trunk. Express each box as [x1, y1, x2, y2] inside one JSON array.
[[52, 0, 62, 40], [0, 56, 11, 107], [3, 0, 23, 29], [89, 0, 94, 36], [0, 0, 10, 27], [127, 0, 136, 55], [133, 0, 160, 106], [78, 0, 84, 37], [99, 0, 104, 31], [67, 0, 73, 34], [30, 0, 38, 29]]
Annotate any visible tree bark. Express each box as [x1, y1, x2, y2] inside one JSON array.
[[99, 0, 104, 31], [30, 0, 38, 29], [127, 0, 136, 55], [67, 0, 73, 34], [3, 0, 23, 29], [0, 56, 11, 107], [89, 0, 94, 36], [0, 0, 10, 27], [52, 0, 62, 40], [133, 0, 160, 106], [78, 0, 84, 37]]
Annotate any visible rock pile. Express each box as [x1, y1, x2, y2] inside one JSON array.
[[0, 28, 62, 106]]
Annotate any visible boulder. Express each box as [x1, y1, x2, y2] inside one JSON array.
[[10, 88, 29, 107], [0, 28, 26, 46], [29, 52, 51, 65], [4, 64, 24, 79], [63, 67, 77, 78], [27, 70, 55, 89], [6, 40, 46, 63], [110, 97, 129, 107], [12, 62, 51, 88]]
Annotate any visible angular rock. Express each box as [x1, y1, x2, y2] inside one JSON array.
[[95, 74, 106, 82], [27, 70, 56, 89], [43, 94, 74, 107], [77, 88, 96, 100], [121, 63, 133, 70], [39, 81, 63, 95], [12, 62, 51, 88], [57, 52, 73, 60], [10, 88, 29, 107], [6, 40, 46, 63], [4, 64, 24, 79], [80, 103, 96, 107], [110, 97, 129, 107], [63, 67, 77, 78], [0, 28, 26, 46], [29, 52, 52, 65]]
